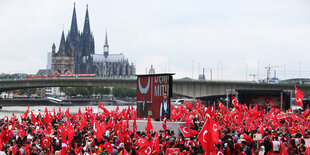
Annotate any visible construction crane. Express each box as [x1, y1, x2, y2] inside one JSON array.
[[265, 64, 282, 82]]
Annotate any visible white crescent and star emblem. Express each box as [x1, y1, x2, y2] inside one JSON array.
[[138, 77, 150, 95], [232, 99, 236, 105], [213, 124, 218, 132], [138, 139, 144, 145], [182, 127, 190, 134], [172, 152, 178, 155], [296, 98, 302, 102], [145, 147, 151, 154], [43, 139, 48, 144], [206, 114, 211, 118], [202, 130, 208, 142]]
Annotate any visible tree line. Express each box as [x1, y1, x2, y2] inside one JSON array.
[[61, 87, 137, 98], [11, 87, 136, 98]]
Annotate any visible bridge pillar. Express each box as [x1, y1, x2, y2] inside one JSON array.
[[280, 91, 283, 111]]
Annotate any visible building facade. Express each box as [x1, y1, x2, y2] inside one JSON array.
[[51, 4, 135, 77]]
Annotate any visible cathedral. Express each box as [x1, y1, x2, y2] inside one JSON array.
[[51, 4, 135, 78]]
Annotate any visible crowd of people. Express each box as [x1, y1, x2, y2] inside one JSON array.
[[0, 100, 310, 155]]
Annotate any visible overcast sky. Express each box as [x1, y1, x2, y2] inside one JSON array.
[[0, 0, 309, 80]]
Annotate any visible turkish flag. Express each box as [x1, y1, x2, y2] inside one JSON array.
[[179, 126, 199, 138], [31, 111, 37, 124], [93, 119, 105, 142], [133, 118, 137, 137], [184, 101, 193, 109], [44, 124, 53, 135], [1, 128, 13, 144], [170, 104, 177, 120], [218, 101, 226, 111], [195, 99, 201, 110], [153, 132, 160, 155], [166, 148, 180, 155], [231, 95, 242, 110], [103, 140, 113, 153], [22, 106, 30, 119], [58, 107, 62, 119], [65, 107, 70, 118], [21, 143, 30, 155], [197, 118, 220, 154], [43, 108, 51, 125], [61, 137, 68, 155], [295, 84, 304, 108], [78, 107, 81, 115], [145, 116, 153, 132], [279, 141, 288, 155], [12, 143, 17, 155], [79, 118, 87, 131], [41, 137, 51, 149], [237, 126, 245, 134], [138, 146, 153, 155], [270, 100, 275, 107], [136, 137, 150, 148], [99, 102, 110, 114], [162, 117, 167, 131]]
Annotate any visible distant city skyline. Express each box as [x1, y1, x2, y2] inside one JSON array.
[[0, 0, 309, 80]]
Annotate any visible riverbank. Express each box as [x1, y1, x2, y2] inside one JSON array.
[[0, 98, 136, 106]]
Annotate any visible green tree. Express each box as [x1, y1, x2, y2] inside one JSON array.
[[112, 87, 136, 97], [126, 88, 136, 97], [60, 87, 78, 96], [75, 87, 91, 97], [17, 88, 37, 97], [94, 87, 111, 96], [112, 87, 125, 97]]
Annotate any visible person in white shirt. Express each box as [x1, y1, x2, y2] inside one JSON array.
[[272, 136, 281, 153], [160, 94, 168, 120]]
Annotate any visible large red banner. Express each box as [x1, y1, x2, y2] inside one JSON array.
[[137, 74, 173, 119]]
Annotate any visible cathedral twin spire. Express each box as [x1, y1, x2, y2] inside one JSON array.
[[83, 5, 91, 34], [70, 3, 78, 35], [54, 3, 109, 58]]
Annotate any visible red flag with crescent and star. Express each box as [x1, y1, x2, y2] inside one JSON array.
[[138, 145, 153, 155], [184, 101, 193, 109], [218, 101, 226, 111], [295, 84, 304, 108], [103, 140, 113, 153], [197, 118, 220, 154], [179, 126, 199, 138], [135, 137, 150, 148], [99, 102, 110, 114], [41, 137, 51, 149], [153, 132, 160, 155], [166, 148, 180, 155], [145, 116, 153, 132], [31, 111, 37, 124], [162, 117, 167, 131], [65, 107, 70, 118], [231, 95, 242, 110]]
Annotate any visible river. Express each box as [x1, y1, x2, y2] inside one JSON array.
[[0, 105, 133, 118]]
